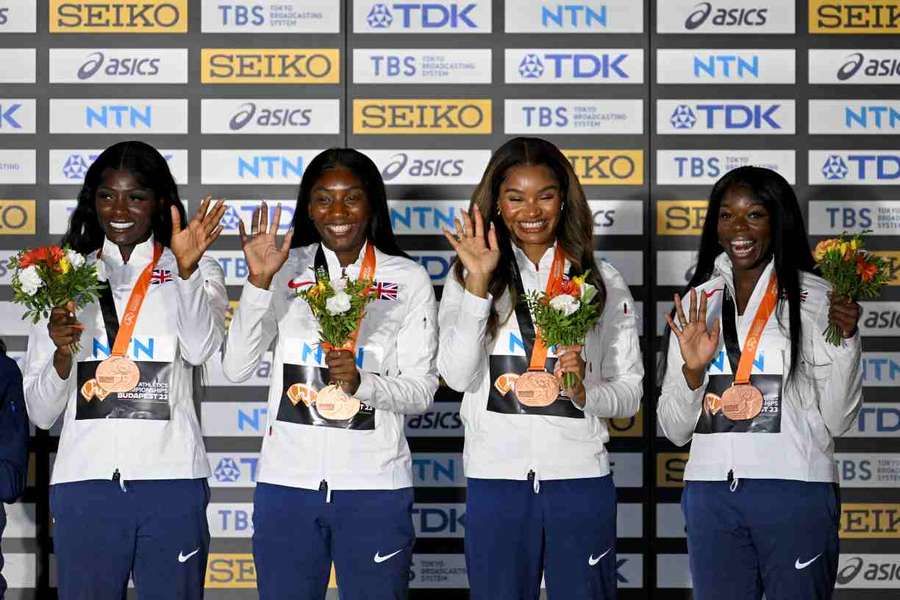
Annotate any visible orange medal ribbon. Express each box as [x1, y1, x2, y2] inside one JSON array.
[[526, 245, 566, 372], [731, 274, 778, 386], [94, 243, 163, 394]]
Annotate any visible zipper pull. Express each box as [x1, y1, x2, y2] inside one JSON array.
[[112, 469, 120, 482], [319, 479, 332, 503], [727, 469, 734, 483], [527, 469, 535, 482]]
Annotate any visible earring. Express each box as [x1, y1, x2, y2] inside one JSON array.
[[496, 204, 502, 216]]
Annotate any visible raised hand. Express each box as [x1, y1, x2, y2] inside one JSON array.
[[441, 206, 500, 298], [239, 201, 294, 290], [170, 195, 227, 279], [665, 289, 720, 390], [49, 300, 83, 378]]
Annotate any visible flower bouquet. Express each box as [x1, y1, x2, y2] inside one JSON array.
[[814, 231, 889, 345], [296, 268, 376, 351], [526, 272, 603, 389], [9, 245, 103, 324]]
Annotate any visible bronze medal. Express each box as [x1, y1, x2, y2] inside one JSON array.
[[95, 356, 140, 394], [721, 384, 763, 421], [514, 371, 560, 407], [315, 384, 361, 420]]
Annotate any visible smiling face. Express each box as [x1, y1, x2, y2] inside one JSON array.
[[95, 168, 161, 260], [497, 163, 563, 263], [308, 165, 372, 266], [716, 186, 772, 274]]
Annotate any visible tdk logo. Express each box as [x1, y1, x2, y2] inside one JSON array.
[[822, 154, 900, 181], [77, 52, 160, 80], [62, 154, 94, 180], [0, 104, 22, 129], [838, 52, 900, 81], [366, 3, 478, 29], [685, 2, 767, 29], [693, 54, 758, 79], [85, 104, 151, 129], [541, 4, 606, 28], [517, 52, 629, 80], [669, 103, 782, 131], [228, 103, 312, 131], [846, 106, 900, 130]]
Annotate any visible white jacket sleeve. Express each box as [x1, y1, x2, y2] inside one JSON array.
[[580, 273, 643, 419], [437, 271, 493, 393], [222, 279, 279, 383], [657, 299, 707, 447], [354, 269, 439, 415], [176, 256, 228, 366], [22, 319, 70, 430], [810, 302, 863, 437]]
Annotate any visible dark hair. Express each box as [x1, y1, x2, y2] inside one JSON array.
[[0, 338, 6, 355], [61, 141, 186, 253], [661, 166, 815, 381], [453, 136, 605, 340], [290, 148, 407, 258]]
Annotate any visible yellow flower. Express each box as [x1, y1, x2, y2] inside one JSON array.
[[58, 256, 71, 274], [814, 239, 839, 262]]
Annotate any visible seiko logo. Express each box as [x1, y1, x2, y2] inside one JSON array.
[[52, 1, 186, 31], [354, 100, 490, 133], [202, 50, 338, 83], [815, 2, 900, 31], [685, 2, 767, 29]]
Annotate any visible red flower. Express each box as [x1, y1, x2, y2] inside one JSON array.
[[18, 246, 65, 270], [552, 277, 581, 299], [857, 254, 879, 283]]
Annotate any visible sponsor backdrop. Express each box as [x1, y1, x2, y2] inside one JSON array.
[[0, 0, 898, 597]]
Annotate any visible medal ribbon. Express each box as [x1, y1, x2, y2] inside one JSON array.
[[313, 242, 376, 352], [98, 243, 163, 358], [510, 245, 566, 372], [723, 274, 778, 386]]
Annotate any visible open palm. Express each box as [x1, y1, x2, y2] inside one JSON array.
[[442, 207, 500, 280], [666, 288, 720, 373], [239, 201, 293, 290], [170, 195, 226, 278]]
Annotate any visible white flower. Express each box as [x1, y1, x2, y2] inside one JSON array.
[[66, 249, 85, 269], [549, 293, 579, 316], [94, 260, 107, 282], [18, 266, 42, 296], [326, 291, 352, 315]]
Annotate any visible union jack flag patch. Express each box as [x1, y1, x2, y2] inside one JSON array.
[[150, 269, 173, 285], [372, 280, 399, 301]]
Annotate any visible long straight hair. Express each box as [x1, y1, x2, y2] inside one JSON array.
[[290, 148, 407, 258], [61, 141, 187, 253], [660, 166, 816, 381], [453, 137, 605, 340]]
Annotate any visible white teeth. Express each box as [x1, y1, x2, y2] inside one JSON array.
[[518, 220, 546, 231], [327, 224, 352, 234], [109, 222, 134, 231], [731, 239, 755, 257]]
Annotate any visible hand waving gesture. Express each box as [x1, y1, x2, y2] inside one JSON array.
[[442, 207, 500, 298], [239, 201, 294, 290], [170, 195, 227, 279], [665, 288, 720, 390]]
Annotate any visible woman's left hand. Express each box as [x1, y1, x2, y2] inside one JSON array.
[[325, 349, 361, 395], [555, 344, 586, 407], [170, 195, 227, 279], [829, 293, 862, 338]]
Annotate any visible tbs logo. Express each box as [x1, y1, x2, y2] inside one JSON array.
[[366, 3, 479, 29]]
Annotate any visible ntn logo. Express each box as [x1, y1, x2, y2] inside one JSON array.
[[86, 104, 151, 128], [237, 155, 303, 178], [693, 54, 758, 78], [390, 204, 461, 231], [846, 106, 900, 128], [92, 337, 155, 360], [541, 4, 606, 28]]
